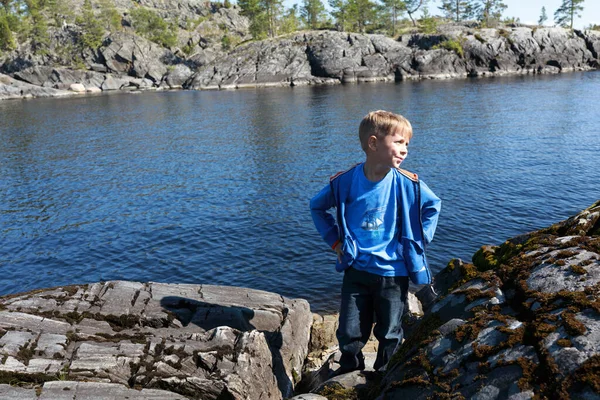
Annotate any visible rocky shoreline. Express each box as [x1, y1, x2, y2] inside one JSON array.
[[1, 27, 599, 101], [0, 200, 599, 399]]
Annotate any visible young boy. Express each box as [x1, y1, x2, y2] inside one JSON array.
[[310, 110, 441, 374]]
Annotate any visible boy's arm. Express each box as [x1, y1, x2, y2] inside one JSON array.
[[420, 180, 442, 244], [309, 184, 340, 249]]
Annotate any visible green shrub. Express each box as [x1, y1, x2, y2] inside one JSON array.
[[474, 33, 485, 43], [418, 7, 438, 35], [130, 6, 177, 48], [76, 0, 104, 50], [98, 0, 122, 31], [433, 38, 464, 58], [182, 42, 194, 55], [0, 13, 16, 51], [221, 34, 231, 50]]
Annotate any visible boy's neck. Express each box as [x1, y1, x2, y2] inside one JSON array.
[[363, 161, 391, 182]]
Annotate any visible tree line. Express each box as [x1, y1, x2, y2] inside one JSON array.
[[241, 0, 592, 39], [0, 0, 594, 55], [0, 0, 183, 54]]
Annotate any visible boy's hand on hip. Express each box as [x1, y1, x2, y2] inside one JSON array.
[[334, 243, 343, 262]]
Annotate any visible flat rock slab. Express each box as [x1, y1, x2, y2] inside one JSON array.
[[0, 281, 312, 400], [37, 381, 188, 399]]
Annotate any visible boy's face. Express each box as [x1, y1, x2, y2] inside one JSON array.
[[369, 128, 409, 169]]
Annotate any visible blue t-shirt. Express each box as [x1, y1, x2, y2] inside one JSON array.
[[345, 165, 406, 276]]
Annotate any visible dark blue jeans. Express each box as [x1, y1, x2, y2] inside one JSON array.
[[336, 267, 409, 372]]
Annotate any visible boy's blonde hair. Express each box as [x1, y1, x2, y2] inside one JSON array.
[[359, 110, 413, 152]]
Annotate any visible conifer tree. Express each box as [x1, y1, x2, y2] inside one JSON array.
[[554, 0, 584, 29], [130, 6, 177, 47], [538, 6, 547, 25], [477, 0, 505, 27], [329, 0, 348, 31], [418, 6, 437, 33], [239, 0, 267, 38], [98, 0, 121, 31], [300, 0, 326, 29], [439, 0, 478, 23], [25, 0, 50, 53], [380, 0, 404, 35], [0, 11, 16, 51], [405, 0, 427, 27], [261, 0, 283, 37], [346, 0, 377, 33], [281, 4, 300, 33], [76, 0, 104, 49]]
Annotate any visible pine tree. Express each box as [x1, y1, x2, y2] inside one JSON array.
[[418, 6, 437, 33], [300, 0, 326, 29], [346, 0, 377, 32], [477, 0, 505, 27], [98, 0, 121, 31], [239, 0, 267, 38], [329, 0, 348, 31], [405, 0, 427, 27], [538, 6, 547, 26], [439, 0, 478, 23], [260, 0, 283, 37], [554, 0, 584, 29], [281, 4, 300, 33], [380, 0, 404, 35], [0, 11, 16, 51], [129, 7, 177, 47], [25, 0, 50, 53], [76, 0, 104, 49]]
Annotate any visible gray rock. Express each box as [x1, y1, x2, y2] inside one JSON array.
[[0, 73, 73, 100], [38, 381, 188, 399], [164, 64, 194, 88], [526, 247, 600, 293], [0, 281, 311, 400], [100, 32, 179, 83], [0, 384, 37, 399], [290, 394, 328, 400], [313, 370, 368, 394]]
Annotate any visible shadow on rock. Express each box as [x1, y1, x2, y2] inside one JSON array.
[[160, 296, 292, 398]]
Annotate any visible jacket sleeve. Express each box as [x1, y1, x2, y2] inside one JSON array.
[[420, 180, 441, 245], [310, 184, 340, 249]]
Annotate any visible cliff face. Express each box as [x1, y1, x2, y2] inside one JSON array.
[[1, 25, 599, 100], [189, 27, 600, 89]]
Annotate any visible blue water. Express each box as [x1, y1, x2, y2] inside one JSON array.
[[1, 72, 599, 312]]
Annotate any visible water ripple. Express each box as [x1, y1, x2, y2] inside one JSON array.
[[1, 73, 600, 312]]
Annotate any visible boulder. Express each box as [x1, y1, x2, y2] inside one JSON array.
[[69, 83, 86, 92], [0, 281, 313, 399], [0, 73, 72, 100], [100, 32, 180, 84], [163, 64, 194, 88]]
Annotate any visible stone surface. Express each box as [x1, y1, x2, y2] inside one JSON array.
[[0, 282, 312, 400], [2, 27, 599, 100], [0, 73, 73, 100], [377, 200, 600, 399]]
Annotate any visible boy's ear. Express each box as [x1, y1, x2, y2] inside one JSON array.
[[368, 135, 378, 151]]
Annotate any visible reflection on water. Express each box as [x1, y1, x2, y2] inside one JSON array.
[[1, 72, 599, 312]]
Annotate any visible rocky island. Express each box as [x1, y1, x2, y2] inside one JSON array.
[[0, 200, 598, 399], [1, 0, 599, 100]]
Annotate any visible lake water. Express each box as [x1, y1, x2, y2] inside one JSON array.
[[1, 72, 599, 312]]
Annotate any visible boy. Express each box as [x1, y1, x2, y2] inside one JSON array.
[[310, 110, 441, 374]]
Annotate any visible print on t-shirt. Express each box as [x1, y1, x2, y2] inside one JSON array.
[[358, 207, 385, 239]]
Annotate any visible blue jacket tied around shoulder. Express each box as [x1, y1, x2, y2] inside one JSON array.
[[310, 164, 442, 285]]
